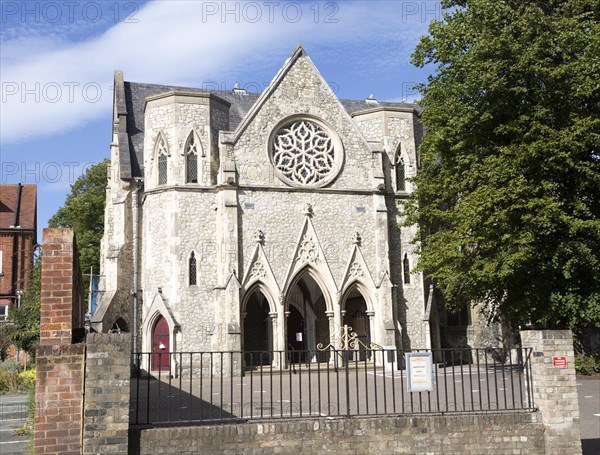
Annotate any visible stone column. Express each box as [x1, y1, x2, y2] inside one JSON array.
[[284, 310, 291, 368], [268, 312, 278, 367], [366, 310, 375, 346], [520, 330, 582, 455]]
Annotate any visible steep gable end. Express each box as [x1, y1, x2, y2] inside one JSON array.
[[222, 46, 376, 190]]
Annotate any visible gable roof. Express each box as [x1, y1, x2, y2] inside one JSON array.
[[0, 184, 37, 232], [115, 48, 419, 179]]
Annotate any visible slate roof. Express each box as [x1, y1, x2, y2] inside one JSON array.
[[122, 81, 419, 178], [0, 184, 37, 232]]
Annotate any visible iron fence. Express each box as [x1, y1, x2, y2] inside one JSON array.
[[130, 347, 535, 426]]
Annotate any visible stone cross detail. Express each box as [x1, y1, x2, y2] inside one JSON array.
[[254, 229, 265, 244], [303, 203, 314, 217]]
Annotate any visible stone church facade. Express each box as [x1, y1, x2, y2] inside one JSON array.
[[93, 46, 476, 371]]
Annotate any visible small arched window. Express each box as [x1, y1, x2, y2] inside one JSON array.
[[185, 132, 200, 183], [403, 253, 411, 284], [395, 154, 406, 192], [157, 135, 168, 185], [189, 252, 197, 286]]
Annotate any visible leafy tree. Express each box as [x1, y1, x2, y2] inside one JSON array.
[[48, 159, 109, 286], [405, 0, 600, 333], [3, 261, 41, 358]]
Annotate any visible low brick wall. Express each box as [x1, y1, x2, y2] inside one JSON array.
[[34, 344, 85, 455], [521, 330, 582, 454], [130, 413, 545, 455], [83, 333, 131, 454]]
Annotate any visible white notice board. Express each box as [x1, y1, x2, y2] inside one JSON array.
[[405, 352, 434, 392]]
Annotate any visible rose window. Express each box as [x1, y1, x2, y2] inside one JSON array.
[[271, 120, 340, 187]]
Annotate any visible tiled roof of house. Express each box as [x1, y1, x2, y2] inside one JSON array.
[[0, 184, 37, 232], [121, 81, 420, 178]]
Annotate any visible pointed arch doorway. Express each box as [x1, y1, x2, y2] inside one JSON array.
[[342, 288, 372, 361], [242, 289, 273, 366], [286, 273, 330, 363], [151, 315, 170, 371]]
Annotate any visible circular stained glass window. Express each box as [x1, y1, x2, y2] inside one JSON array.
[[270, 119, 342, 187]]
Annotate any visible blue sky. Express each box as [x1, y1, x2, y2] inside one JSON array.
[[1, 0, 441, 240]]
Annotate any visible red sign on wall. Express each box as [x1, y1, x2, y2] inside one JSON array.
[[553, 356, 567, 368]]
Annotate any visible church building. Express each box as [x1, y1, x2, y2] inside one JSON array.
[[93, 46, 459, 372]]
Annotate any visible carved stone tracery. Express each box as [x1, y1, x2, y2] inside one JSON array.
[[348, 262, 363, 279], [272, 120, 336, 186], [249, 261, 266, 279], [297, 234, 319, 263]]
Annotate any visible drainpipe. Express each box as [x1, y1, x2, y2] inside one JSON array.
[[11, 184, 23, 300], [132, 179, 143, 364]]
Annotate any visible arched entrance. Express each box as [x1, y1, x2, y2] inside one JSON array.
[[243, 289, 272, 366], [342, 288, 371, 361], [151, 315, 170, 371], [286, 274, 330, 363]]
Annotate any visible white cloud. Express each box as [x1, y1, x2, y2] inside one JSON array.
[[0, 0, 431, 144]]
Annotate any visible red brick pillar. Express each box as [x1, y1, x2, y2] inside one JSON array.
[[34, 228, 85, 455]]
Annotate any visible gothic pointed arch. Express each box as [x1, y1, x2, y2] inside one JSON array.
[[242, 240, 280, 312], [188, 250, 198, 286], [241, 285, 275, 366], [339, 244, 377, 313], [403, 253, 411, 284], [282, 214, 337, 312], [154, 132, 169, 185], [141, 293, 179, 371], [393, 143, 406, 192], [183, 130, 204, 183]]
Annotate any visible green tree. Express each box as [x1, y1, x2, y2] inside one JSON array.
[[405, 0, 600, 332], [3, 261, 41, 358], [48, 159, 109, 284]]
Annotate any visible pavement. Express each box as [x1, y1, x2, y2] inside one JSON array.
[[0, 394, 29, 455], [577, 376, 600, 455], [0, 376, 597, 454]]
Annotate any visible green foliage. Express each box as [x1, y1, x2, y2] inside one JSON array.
[[575, 354, 600, 375], [0, 365, 35, 393], [48, 159, 109, 283], [0, 369, 19, 394], [3, 262, 41, 358], [406, 0, 600, 331], [18, 369, 36, 389], [0, 326, 12, 360]]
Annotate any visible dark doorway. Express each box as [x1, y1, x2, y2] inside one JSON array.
[[151, 315, 170, 371], [286, 305, 305, 363], [343, 289, 371, 361], [243, 291, 272, 366]]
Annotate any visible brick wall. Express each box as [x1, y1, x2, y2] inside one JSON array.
[[34, 228, 85, 455], [521, 330, 582, 455], [130, 413, 545, 455], [83, 333, 131, 454], [39, 228, 84, 345], [0, 183, 37, 304], [34, 344, 85, 455]]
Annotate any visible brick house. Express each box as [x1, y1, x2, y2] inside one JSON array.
[[0, 184, 37, 323]]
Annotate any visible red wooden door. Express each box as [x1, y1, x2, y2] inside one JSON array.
[[152, 316, 170, 371]]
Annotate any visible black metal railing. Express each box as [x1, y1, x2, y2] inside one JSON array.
[[130, 347, 535, 426]]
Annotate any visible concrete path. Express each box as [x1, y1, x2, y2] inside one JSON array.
[[577, 376, 600, 455], [0, 375, 596, 454], [0, 394, 29, 455]]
